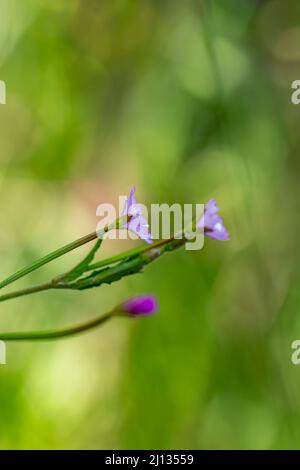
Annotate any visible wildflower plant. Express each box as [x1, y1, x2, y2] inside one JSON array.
[[0, 188, 229, 342]]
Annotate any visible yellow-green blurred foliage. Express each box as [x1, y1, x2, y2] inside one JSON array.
[[0, 0, 300, 449]]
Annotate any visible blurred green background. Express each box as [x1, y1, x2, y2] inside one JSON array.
[[0, 0, 300, 450]]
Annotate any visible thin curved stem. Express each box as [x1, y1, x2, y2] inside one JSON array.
[[86, 220, 199, 272], [0, 311, 114, 341], [0, 232, 98, 290], [0, 239, 179, 303], [0, 281, 54, 303], [86, 237, 178, 272], [0, 235, 192, 303], [0, 217, 125, 291], [0, 219, 198, 303]]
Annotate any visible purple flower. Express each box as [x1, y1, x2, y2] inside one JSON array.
[[122, 187, 153, 244], [121, 295, 158, 316], [197, 199, 230, 241]]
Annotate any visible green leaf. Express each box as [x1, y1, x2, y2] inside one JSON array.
[[66, 254, 150, 290], [56, 239, 102, 283]]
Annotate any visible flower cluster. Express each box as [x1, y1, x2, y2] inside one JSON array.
[[0, 186, 230, 341], [120, 189, 229, 320], [123, 187, 230, 243]]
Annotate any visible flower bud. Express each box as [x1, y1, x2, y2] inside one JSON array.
[[120, 295, 158, 317]]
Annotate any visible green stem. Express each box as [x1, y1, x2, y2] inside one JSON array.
[[0, 232, 98, 290], [0, 311, 114, 341], [86, 218, 199, 272], [0, 238, 180, 302], [0, 217, 125, 291], [0, 232, 194, 302], [0, 281, 54, 302], [86, 237, 179, 272]]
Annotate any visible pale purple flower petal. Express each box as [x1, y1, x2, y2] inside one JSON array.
[[128, 215, 153, 244], [122, 186, 138, 217], [197, 198, 230, 241], [123, 187, 153, 244]]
